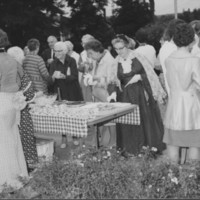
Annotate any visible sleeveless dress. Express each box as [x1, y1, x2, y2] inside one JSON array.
[[0, 93, 28, 191], [0, 52, 28, 191]]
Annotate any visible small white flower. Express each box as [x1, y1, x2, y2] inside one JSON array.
[[107, 151, 111, 157], [82, 145, 86, 148], [189, 174, 193, 178], [142, 146, 147, 150], [77, 153, 84, 158], [138, 154, 142, 157], [148, 185, 152, 188], [93, 157, 97, 161], [157, 188, 160, 192], [171, 177, 178, 185], [169, 169, 173, 173], [151, 147, 158, 152]]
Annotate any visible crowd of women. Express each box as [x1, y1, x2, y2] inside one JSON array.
[[1, 18, 200, 191]]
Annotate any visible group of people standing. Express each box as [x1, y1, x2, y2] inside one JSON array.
[[1, 17, 200, 191]]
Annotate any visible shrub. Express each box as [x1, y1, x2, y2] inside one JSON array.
[[1, 146, 200, 199]]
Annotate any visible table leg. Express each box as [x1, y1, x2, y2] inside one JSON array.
[[96, 125, 100, 149]]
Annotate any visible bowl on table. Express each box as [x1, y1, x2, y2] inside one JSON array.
[[34, 94, 57, 106]]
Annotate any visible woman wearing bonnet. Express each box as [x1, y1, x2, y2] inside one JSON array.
[[111, 34, 166, 156], [0, 29, 29, 191]]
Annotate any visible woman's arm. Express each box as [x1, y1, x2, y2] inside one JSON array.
[[20, 71, 36, 101]]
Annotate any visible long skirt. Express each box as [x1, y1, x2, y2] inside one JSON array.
[[0, 93, 28, 191], [116, 82, 165, 155]]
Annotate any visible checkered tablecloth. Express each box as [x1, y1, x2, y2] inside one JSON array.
[[31, 105, 140, 137]]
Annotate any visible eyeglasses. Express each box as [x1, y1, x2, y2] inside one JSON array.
[[114, 34, 129, 43], [114, 46, 125, 51], [54, 49, 64, 53]]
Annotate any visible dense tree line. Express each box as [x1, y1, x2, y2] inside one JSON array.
[[0, 0, 155, 52], [0, 0, 199, 53]]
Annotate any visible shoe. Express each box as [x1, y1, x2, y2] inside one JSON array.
[[60, 143, 67, 148], [121, 151, 129, 158]]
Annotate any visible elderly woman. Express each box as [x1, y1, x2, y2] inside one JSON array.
[[50, 41, 83, 148], [0, 29, 28, 191], [164, 23, 200, 164], [7, 46, 38, 169], [112, 34, 166, 156], [84, 39, 117, 147], [50, 41, 83, 101]]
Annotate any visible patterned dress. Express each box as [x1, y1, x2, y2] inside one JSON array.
[[19, 71, 38, 166]]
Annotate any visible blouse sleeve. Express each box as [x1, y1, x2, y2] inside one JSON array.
[[38, 58, 50, 82]]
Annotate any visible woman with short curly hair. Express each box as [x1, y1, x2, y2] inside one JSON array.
[[163, 23, 200, 164]]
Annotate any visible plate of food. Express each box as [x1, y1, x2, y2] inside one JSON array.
[[65, 101, 85, 105], [56, 100, 86, 107]]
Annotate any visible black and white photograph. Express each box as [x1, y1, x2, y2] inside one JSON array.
[[0, 0, 200, 199]]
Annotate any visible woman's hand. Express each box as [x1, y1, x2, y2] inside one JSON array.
[[13, 91, 27, 110], [52, 71, 66, 79], [125, 74, 142, 87], [83, 73, 97, 86]]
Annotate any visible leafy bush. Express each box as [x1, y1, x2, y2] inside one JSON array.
[[1, 146, 200, 199]]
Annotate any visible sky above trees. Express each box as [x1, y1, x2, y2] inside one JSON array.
[[154, 0, 200, 15]]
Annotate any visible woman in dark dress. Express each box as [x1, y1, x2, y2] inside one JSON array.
[[111, 35, 166, 155], [49, 41, 83, 101], [49, 42, 83, 148], [7, 46, 38, 168]]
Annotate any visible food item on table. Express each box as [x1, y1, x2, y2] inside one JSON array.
[[33, 94, 57, 106], [97, 103, 115, 111]]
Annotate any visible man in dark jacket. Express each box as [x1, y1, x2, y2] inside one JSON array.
[[41, 35, 58, 71]]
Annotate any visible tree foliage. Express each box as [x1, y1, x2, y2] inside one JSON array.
[[60, 0, 115, 52], [112, 0, 154, 37], [0, 0, 62, 51]]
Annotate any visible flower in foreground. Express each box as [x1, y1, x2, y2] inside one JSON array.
[[171, 177, 178, 185], [151, 147, 157, 152]]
